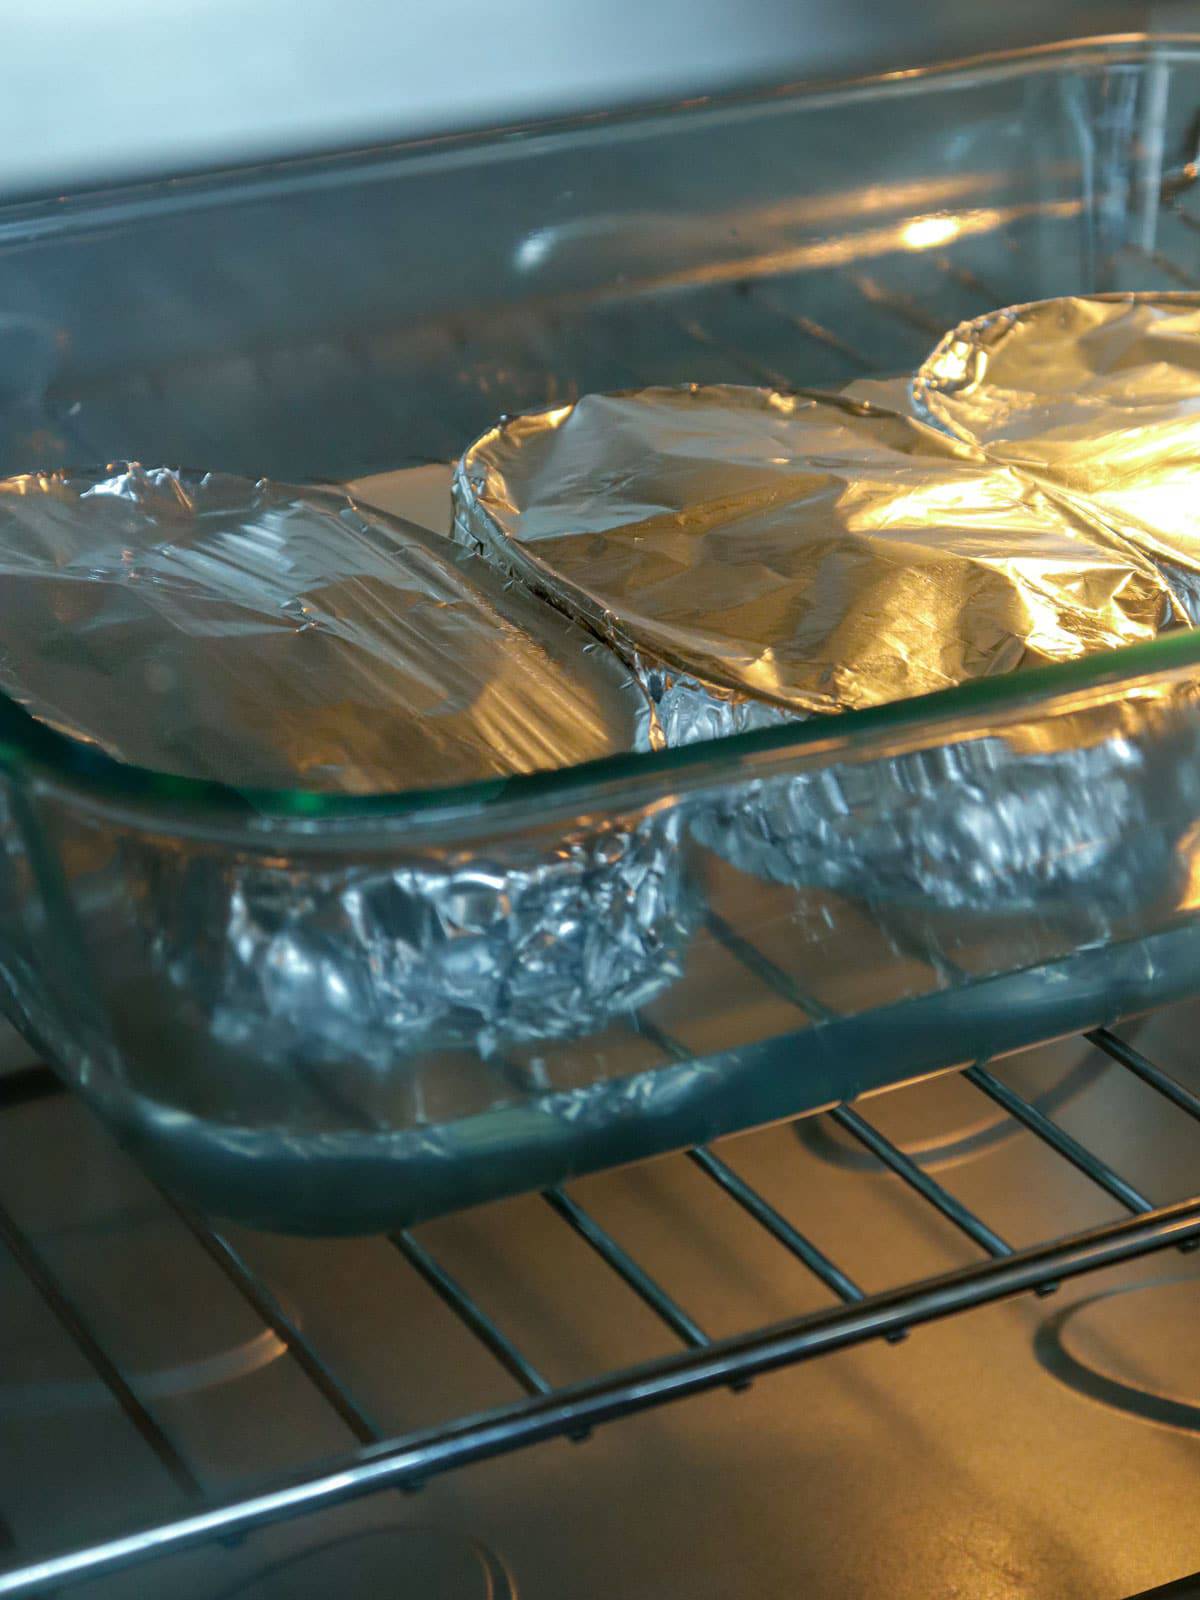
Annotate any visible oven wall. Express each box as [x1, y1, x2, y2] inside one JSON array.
[[0, 1, 1151, 199]]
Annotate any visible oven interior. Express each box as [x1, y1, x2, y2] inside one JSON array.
[[3, 37, 1200, 1600]]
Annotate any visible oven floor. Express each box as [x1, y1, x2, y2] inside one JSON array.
[[3, 1000, 1200, 1600]]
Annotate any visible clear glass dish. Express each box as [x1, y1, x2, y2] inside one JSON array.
[[3, 35, 1200, 1232]]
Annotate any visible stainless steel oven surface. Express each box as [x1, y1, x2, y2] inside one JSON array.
[[4, 33, 1200, 1599]]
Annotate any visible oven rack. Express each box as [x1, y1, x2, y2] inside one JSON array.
[[2, 993, 1200, 1598]]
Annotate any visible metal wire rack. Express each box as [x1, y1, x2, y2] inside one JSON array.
[[4, 182, 1200, 1598], [2, 978, 1199, 1598]]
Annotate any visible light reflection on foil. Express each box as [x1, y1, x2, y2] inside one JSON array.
[[916, 293, 1200, 624], [454, 384, 1176, 731], [140, 807, 697, 1060]]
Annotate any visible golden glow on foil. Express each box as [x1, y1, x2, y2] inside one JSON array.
[[916, 294, 1200, 606], [1173, 816, 1200, 912], [457, 384, 1177, 721], [454, 297, 1200, 933]]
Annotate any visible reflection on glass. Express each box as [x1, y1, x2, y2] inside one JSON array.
[[899, 213, 963, 251]]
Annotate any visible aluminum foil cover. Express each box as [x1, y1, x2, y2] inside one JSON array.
[[454, 383, 1188, 910], [914, 293, 1200, 619], [131, 810, 695, 1063], [453, 385, 1177, 745], [694, 690, 1200, 913], [0, 466, 691, 1049], [0, 464, 658, 789]]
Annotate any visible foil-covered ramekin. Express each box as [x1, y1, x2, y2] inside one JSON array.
[[693, 693, 1200, 914], [914, 292, 1200, 620], [0, 463, 662, 788], [454, 385, 1175, 725], [132, 809, 695, 1061], [0, 465, 693, 1051], [454, 384, 1182, 907]]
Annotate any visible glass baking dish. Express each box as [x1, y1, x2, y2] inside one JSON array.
[[3, 35, 1200, 1233]]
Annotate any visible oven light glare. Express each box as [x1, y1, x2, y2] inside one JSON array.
[[900, 214, 963, 250]]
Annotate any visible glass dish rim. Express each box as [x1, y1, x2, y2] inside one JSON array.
[[7, 627, 1200, 833]]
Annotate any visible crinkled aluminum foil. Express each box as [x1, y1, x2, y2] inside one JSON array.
[[694, 691, 1200, 913], [454, 385, 1177, 738], [0, 463, 659, 788], [0, 465, 691, 1048], [128, 808, 695, 1062], [914, 293, 1200, 621], [455, 383, 1185, 907]]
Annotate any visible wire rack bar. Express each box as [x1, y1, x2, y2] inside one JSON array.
[[932, 254, 1008, 308], [159, 1197, 380, 1446], [687, 1146, 865, 1304], [542, 1188, 709, 1348], [1122, 242, 1200, 288], [964, 1062, 1154, 1214], [668, 311, 794, 389], [704, 911, 836, 1023], [845, 271, 947, 336], [830, 1104, 1012, 1258], [0, 1195, 201, 1502], [7, 1195, 1198, 1599], [391, 1231, 551, 1398], [794, 1048, 1111, 1174], [742, 287, 875, 369], [697, 913, 1162, 1246], [705, 917, 1009, 1260], [1087, 1028, 1200, 1124], [1164, 195, 1200, 235], [635, 1014, 868, 1308]]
